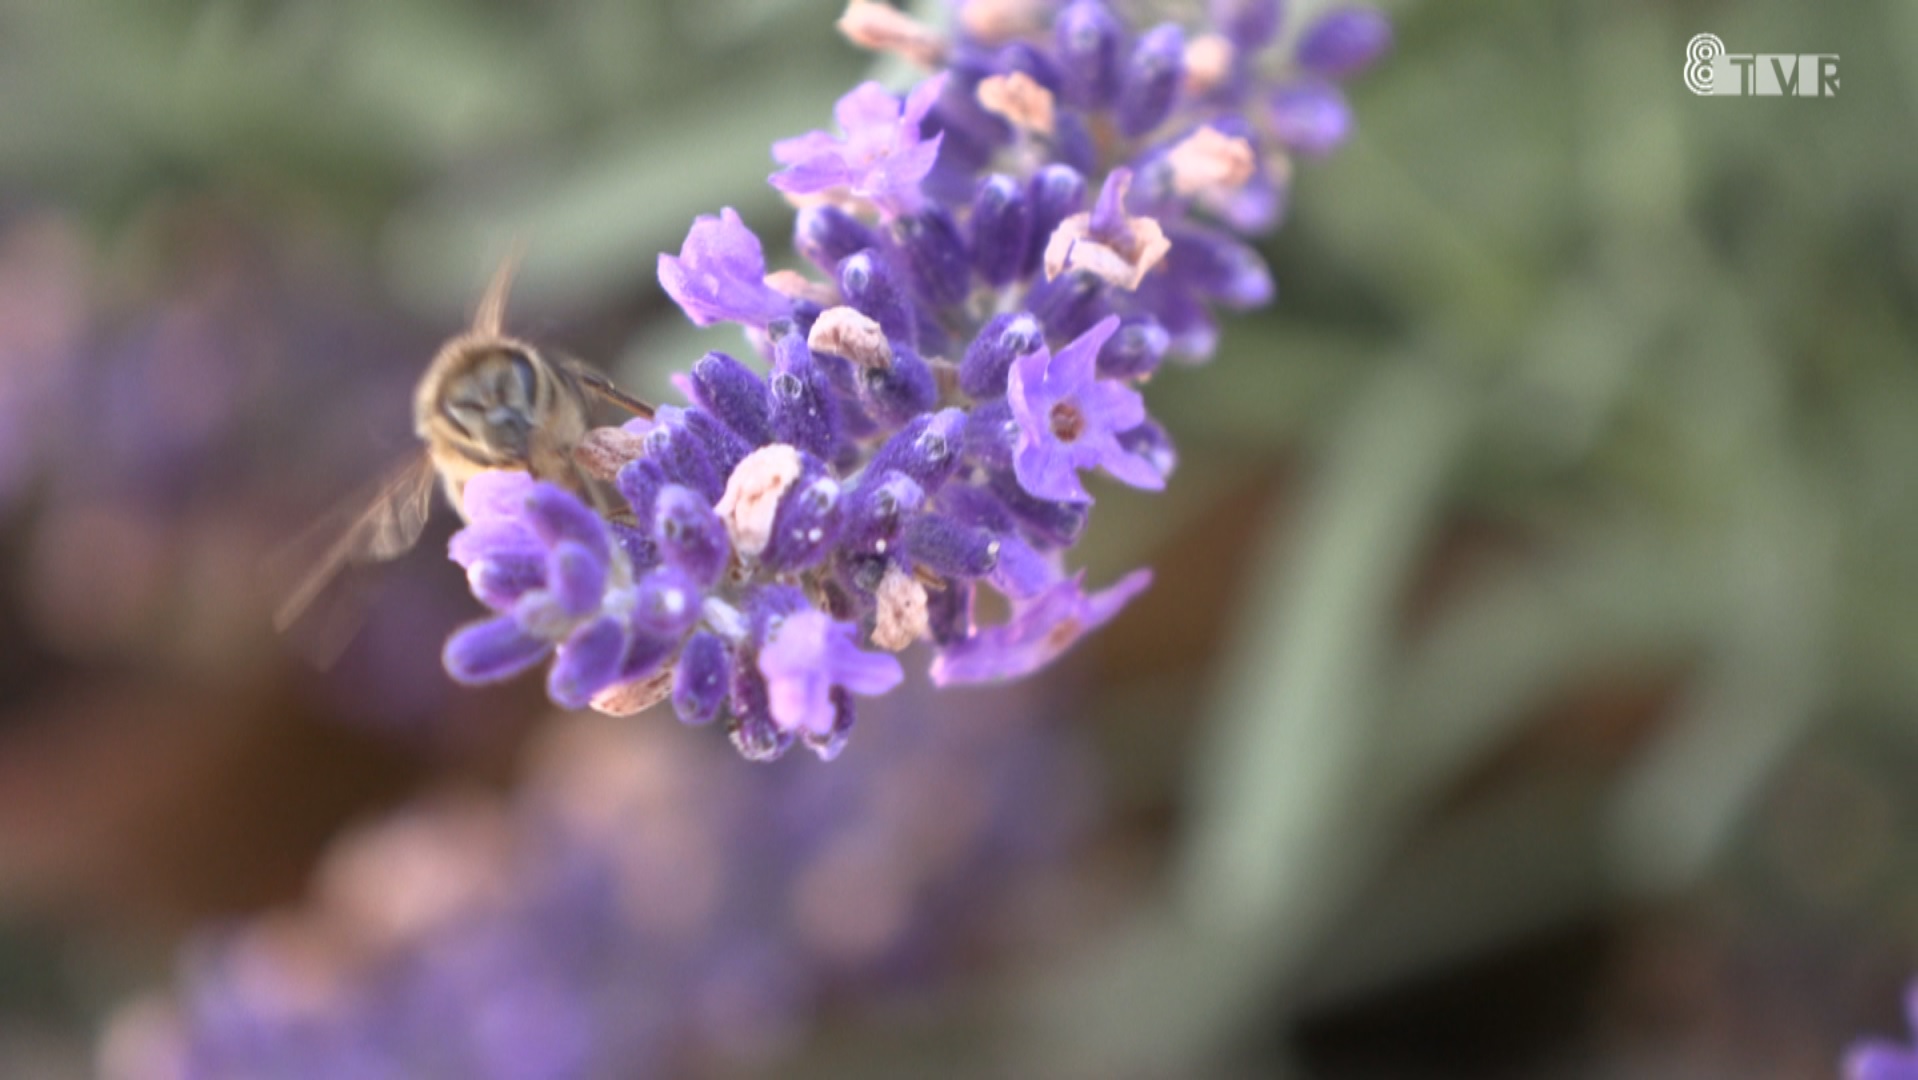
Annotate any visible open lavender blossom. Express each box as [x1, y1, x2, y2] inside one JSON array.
[[438, 0, 1387, 761]]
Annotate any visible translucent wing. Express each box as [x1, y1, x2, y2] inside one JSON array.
[[269, 454, 439, 634]]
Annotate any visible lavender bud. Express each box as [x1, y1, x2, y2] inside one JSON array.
[[615, 628, 678, 682], [689, 351, 773, 447], [630, 564, 702, 640], [891, 207, 971, 311], [959, 311, 1045, 399], [672, 631, 731, 725], [961, 398, 1020, 469], [444, 616, 548, 685], [547, 541, 608, 619], [971, 175, 1033, 288], [729, 663, 791, 763], [995, 41, 1065, 94], [615, 457, 667, 524], [525, 485, 610, 563], [926, 578, 974, 646], [1055, 1, 1125, 108], [866, 408, 966, 493], [1270, 82, 1353, 157], [796, 205, 879, 273], [1168, 226, 1275, 310], [1030, 270, 1112, 342], [937, 481, 1018, 534], [841, 471, 927, 554], [653, 484, 729, 587], [682, 407, 753, 479], [1097, 317, 1170, 378], [644, 413, 724, 503], [469, 554, 543, 611], [760, 459, 842, 572], [1212, 0, 1283, 50], [608, 521, 659, 572], [767, 320, 842, 460], [1026, 164, 1087, 277], [904, 513, 1000, 578], [1295, 8, 1392, 79], [858, 344, 938, 429], [547, 615, 626, 709], [1050, 112, 1099, 176], [838, 249, 916, 347], [988, 468, 1089, 548], [1117, 24, 1186, 137]]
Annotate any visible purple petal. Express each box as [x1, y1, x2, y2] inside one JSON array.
[[988, 533, 1056, 600], [825, 632, 904, 697], [459, 470, 536, 523], [899, 73, 948, 128], [444, 615, 552, 685], [448, 519, 540, 569], [1052, 315, 1121, 395], [658, 209, 791, 328], [1078, 378, 1147, 434], [929, 569, 1150, 685], [1090, 432, 1168, 491], [834, 81, 903, 133], [1013, 437, 1092, 503]]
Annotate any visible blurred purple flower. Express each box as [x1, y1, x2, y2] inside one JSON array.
[[1849, 986, 1918, 1080], [1294, 7, 1394, 79]]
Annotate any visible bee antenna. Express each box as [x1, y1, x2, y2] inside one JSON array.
[[472, 237, 526, 337]]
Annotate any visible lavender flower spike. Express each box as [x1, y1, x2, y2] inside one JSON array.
[[426, 0, 1388, 760], [758, 609, 903, 739], [658, 207, 792, 328], [931, 570, 1152, 685], [771, 76, 948, 218], [1009, 315, 1164, 503]]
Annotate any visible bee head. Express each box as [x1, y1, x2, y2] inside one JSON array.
[[418, 340, 543, 465]]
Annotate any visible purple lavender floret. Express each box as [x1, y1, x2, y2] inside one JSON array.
[[433, 0, 1387, 760], [771, 77, 948, 218], [657, 208, 793, 329], [1009, 315, 1161, 503]]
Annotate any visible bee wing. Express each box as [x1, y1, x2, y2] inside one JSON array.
[[268, 454, 440, 635], [559, 356, 655, 420]]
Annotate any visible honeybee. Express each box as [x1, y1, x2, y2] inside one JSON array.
[[272, 255, 654, 633]]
